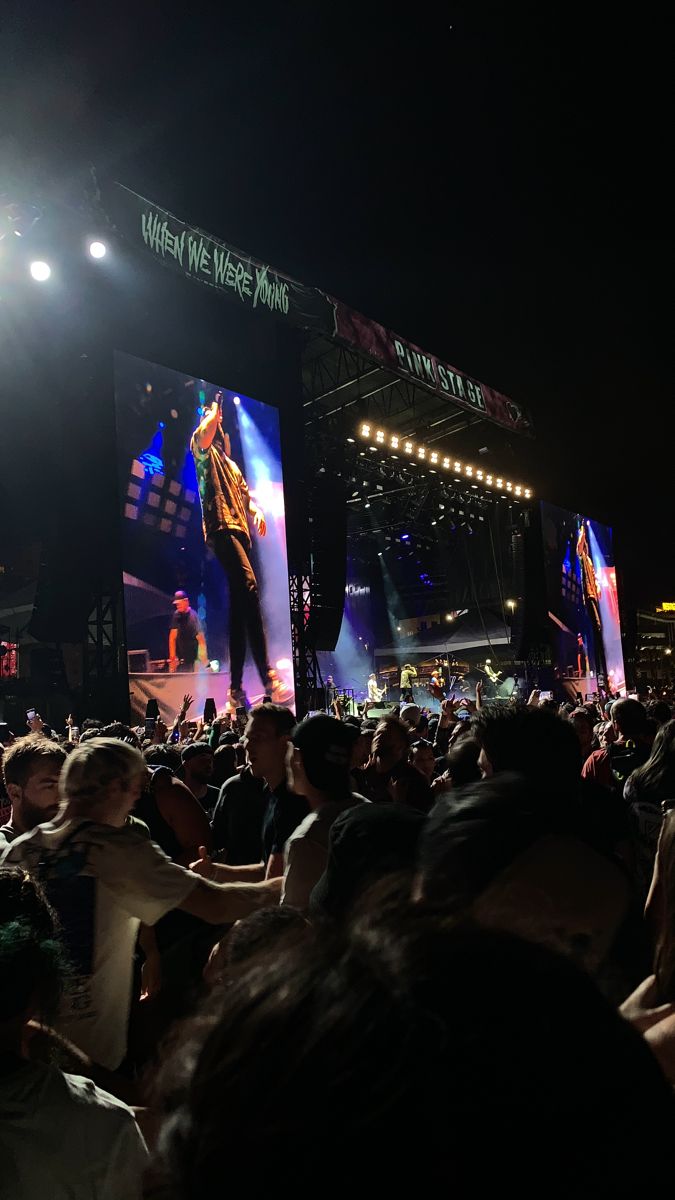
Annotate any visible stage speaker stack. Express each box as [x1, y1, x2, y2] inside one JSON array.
[[306, 471, 347, 651]]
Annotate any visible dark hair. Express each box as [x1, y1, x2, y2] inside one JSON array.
[[99, 721, 141, 749], [0, 867, 66, 1024], [144, 744, 182, 773], [612, 699, 648, 739], [444, 736, 481, 787], [375, 716, 410, 744], [1, 734, 67, 790], [629, 720, 675, 807], [212, 744, 238, 788], [159, 908, 675, 1194], [473, 706, 581, 796], [249, 704, 296, 738], [226, 906, 310, 967], [647, 701, 673, 728], [81, 718, 103, 732]]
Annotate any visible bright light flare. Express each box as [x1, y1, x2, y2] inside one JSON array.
[[29, 260, 51, 281]]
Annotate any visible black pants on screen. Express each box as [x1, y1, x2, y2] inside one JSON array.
[[211, 530, 271, 691]]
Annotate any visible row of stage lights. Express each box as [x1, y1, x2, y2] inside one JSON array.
[[353, 423, 533, 500], [20, 240, 108, 282]]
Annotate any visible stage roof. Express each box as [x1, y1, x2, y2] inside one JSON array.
[[105, 183, 533, 459]]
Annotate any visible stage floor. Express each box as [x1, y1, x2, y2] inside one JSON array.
[[128, 670, 295, 724]]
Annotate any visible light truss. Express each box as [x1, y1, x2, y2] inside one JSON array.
[[354, 420, 533, 499]]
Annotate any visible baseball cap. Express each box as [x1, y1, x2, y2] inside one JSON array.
[[181, 741, 213, 763], [291, 715, 359, 794], [173, 590, 189, 605], [400, 703, 421, 727]]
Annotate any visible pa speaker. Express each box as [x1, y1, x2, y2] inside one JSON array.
[[307, 472, 347, 651]]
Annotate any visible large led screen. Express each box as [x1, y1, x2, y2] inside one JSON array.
[[541, 501, 625, 697], [115, 351, 295, 720]]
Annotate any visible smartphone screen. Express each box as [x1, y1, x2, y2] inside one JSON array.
[[144, 717, 157, 737], [203, 697, 217, 725], [26, 709, 36, 722]]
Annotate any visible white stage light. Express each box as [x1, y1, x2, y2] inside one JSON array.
[[89, 240, 107, 259], [30, 261, 51, 281]]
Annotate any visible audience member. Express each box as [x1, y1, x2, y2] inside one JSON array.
[[0, 735, 67, 846], [180, 743, 220, 814], [0, 866, 149, 1198], [203, 905, 310, 987], [0, 738, 281, 1069], [200, 705, 308, 881], [409, 738, 437, 784], [624, 719, 675, 902], [281, 715, 361, 909], [310, 802, 425, 919], [211, 743, 238, 789], [582, 698, 652, 792], [367, 717, 432, 812], [158, 909, 675, 1195]]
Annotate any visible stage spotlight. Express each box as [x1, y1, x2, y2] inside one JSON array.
[[209, 660, 220, 672], [233, 395, 241, 405], [29, 260, 51, 281], [88, 240, 107, 259], [397, 625, 401, 632], [506, 599, 516, 611]]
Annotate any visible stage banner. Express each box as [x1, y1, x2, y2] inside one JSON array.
[[332, 302, 532, 435], [107, 183, 337, 333], [106, 183, 532, 436]]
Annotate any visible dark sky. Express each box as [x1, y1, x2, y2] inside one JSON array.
[[2, 3, 671, 604]]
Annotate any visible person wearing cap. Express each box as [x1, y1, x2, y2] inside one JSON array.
[[400, 663, 417, 703], [399, 703, 422, 736], [281, 716, 364, 910], [168, 591, 208, 673], [181, 742, 220, 815]]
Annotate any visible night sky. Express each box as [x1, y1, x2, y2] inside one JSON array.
[[2, 3, 671, 605]]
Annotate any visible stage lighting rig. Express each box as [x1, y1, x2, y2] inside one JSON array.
[[355, 422, 532, 499]]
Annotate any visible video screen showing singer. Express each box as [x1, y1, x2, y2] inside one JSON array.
[[191, 391, 280, 708]]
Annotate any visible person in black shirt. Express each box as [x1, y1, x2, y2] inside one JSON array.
[[193, 704, 308, 883], [181, 743, 220, 815], [168, 591, 208, 673], [211, 766, 268, 865]]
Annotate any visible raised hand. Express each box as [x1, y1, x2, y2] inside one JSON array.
[[252, 507, 267, 537]]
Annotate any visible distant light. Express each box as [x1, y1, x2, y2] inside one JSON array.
[[445, 613, 454, 621], [347, 437, 355, 443], [29, 260, 51, 281], [233, 395, 241, 405], [397, 625, 401, 632], [159, 421, 165, 429], [209, 660, 220, 672], [400, 533, 410, 541], [506, 599, 516, 611], [666, 649, 672, 656], [88, 240, 107, 259]]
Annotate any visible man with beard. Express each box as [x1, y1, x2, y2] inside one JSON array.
[[0, 735, 66, 847]]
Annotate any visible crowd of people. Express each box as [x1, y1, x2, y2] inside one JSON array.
[[2, 684, 675, 1196]]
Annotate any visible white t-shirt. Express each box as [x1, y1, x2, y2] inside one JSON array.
[[0, 819, 197, 1069], [0, 1060, 148, 1200], [281, 798, 359, 909]]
